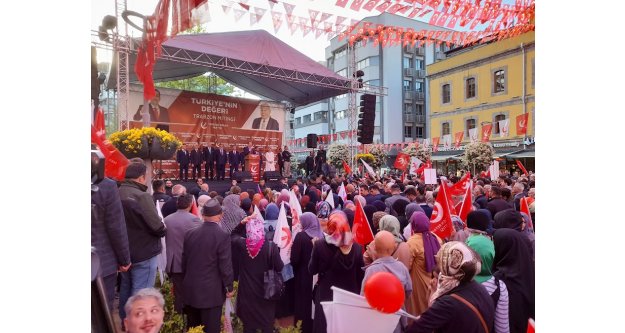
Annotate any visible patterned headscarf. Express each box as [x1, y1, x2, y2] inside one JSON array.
[[324, 211, 353, 247], [220, 194, 247, 233], [379, 215, 404, 243], [245, 217, 265, 259], [372, 211, 388, 231], [316, 201, 332, 219], [410, 211, 441, 273], [429, 241, 481, 306], [300, 212, 323, 239]]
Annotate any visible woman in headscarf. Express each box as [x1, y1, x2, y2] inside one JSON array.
[[316, 201, 332, 232], [450, 215, 469, 243], [343, 201, 355, 211], [406, 241, 495, 333], [403, 203, 425, 240], [240, 198, 253, 216], [492, 229, 535, 333], [363, 204, 378, 234], [231, 215, 284, 333], [252, 193, 263, 209], [290, 212, 324, 333], [309, 211, 365, 333], [263, 203, 280, 240], [363, 215, 412, 270], [467, 234, 510, 333], [494, 209, 534, 259], [220, 194, 247, 234], [405, 211, 443, 317], [258, 199, 269, 219], [372, 211, 388, 233]]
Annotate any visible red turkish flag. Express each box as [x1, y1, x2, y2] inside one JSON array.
[[432, 137, 440, 152], [342, 160, 352, 174], [454, 131, 464, 148], [352, 199, 375, 251], [92, 125, 130, 181], [516, 160, 529, 176], [481, 124, 493, 142], [394, 152, 410, 170], [520, 197, 534, 230], [430, 179, 455, 239], [458, 180, 473, 223], [516, 113, 529, 135], [449, 172, 472, 196]]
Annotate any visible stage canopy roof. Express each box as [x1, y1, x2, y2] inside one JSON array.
[[108, 30, 351, 106]]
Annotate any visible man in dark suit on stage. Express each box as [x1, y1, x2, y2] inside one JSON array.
[[181, 199, 234, 333], [214, 144, 227, 180], [251, 102, 279, 131], [132, 89, 170, 132], [315, 145, 327, 175], [190, 144, 202, 181], [228, 147, 240, 178], [305, 151, 315, 177], [202, 143, 215, 180], [176, 145, 190, 181]]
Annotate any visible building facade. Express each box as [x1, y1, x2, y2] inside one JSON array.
[[426, 31, 535, 175], [291, 13, 452, 162]]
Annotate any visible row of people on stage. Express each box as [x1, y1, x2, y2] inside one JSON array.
[[176, 142, 293, 181]]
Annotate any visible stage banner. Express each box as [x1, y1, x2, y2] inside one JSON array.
[[129, 85, 285, 179]]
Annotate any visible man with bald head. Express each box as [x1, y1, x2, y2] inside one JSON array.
[[361, 231, 413, 333]]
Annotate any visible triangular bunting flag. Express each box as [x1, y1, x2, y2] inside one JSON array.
[[309, 9, 319, 26], [283, 2, 295, 15], [233, 8, 246, 22], [319, 12, 332, 22], [271, 11, 283, 33]]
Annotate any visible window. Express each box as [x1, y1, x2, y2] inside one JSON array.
[[357, 56, 379, 70], [404, 104, 413, 113], [466, 77, 476, 99], [416, 126, 424, 138], [303, 114, 311, 123], [415, 104, 424, 115], [366, 79, 380, 86], [415, 81, 423, 92], [334, 110, 346, 120], [403, 57, 413, 69], [442, 122, 450, 136], [465, 118, 476, 137], [335, 48, 346, 58], [295, 117, 301, 125], [336, 68, 347, 77], [403, 80, 412, 91], [442, 84, 451, 104], [493, 114, 506, 134], [404, 125, 413, 138], [335, 94, 347, 99], [494, 70, 505, 93], [314, 111, 327, 121], [415, 59, 424, 70]]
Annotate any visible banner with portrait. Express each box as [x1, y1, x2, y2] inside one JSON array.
[[128, 85, 286, 178]]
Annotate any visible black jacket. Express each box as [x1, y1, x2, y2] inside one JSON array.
[[182, 222, 234, 308], [118, 181, 166, 263], [407, 281, 495, 333]]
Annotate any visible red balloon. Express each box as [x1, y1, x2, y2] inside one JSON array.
[[363, 271, 405, 313]]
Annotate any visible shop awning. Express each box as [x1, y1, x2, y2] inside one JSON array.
[[431, 152, 463, 161], [507, 150, 535, 158]]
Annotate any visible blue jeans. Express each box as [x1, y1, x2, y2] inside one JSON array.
[[118, 256, 158, 320]]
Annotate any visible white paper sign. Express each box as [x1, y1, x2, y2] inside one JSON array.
[[425, 168, 437, 184], [489, 160, 500, 181]]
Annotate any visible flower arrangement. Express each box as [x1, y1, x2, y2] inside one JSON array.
[[402, 143, 432, 162], [461, 142, 495, 172], [109, 127, 182, 159], [368, 145, 388, 169], [327, 143, 350, 169], [355, 153, 376, 166]]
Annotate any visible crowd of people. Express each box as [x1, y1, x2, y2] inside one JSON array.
[[92, 156, 535, 333]]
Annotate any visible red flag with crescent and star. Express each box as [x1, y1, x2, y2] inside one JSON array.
[[394, 152, 410, 170], [352, 199, 375, 252], [448, 172, 472, 196], [516, 113, 529, 135], [430, 179, 454, 239], [481, 124, 493, 142]]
